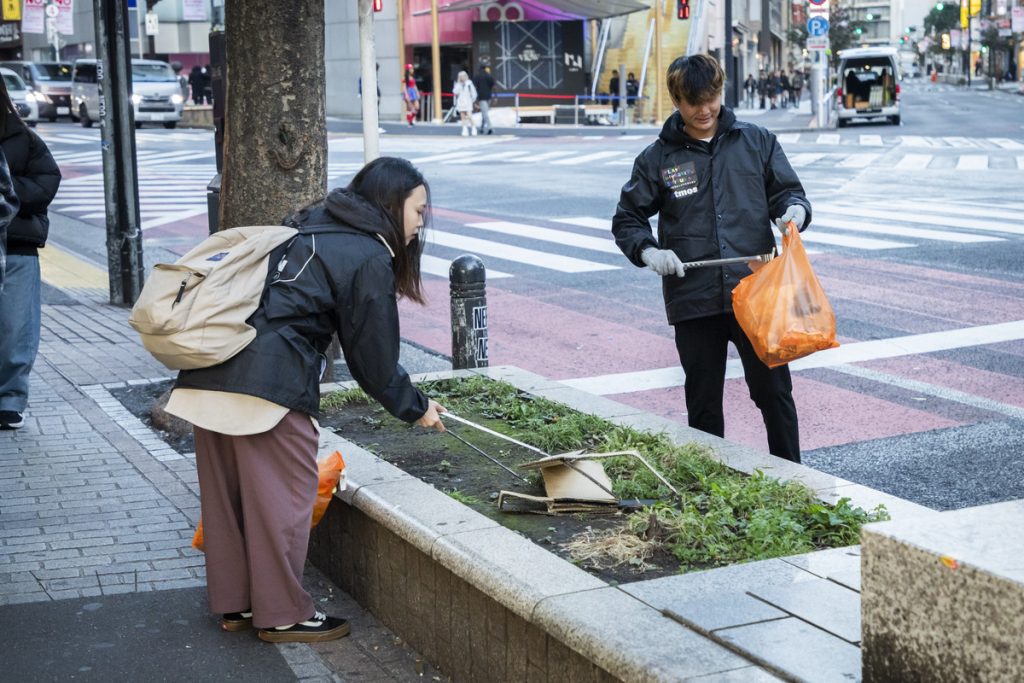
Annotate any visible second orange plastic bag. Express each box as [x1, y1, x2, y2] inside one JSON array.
[[731, 225, 839, 369], [192, 450, 346, 552]]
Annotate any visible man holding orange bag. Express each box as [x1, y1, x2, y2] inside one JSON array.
[[611, 54, 810, 463]]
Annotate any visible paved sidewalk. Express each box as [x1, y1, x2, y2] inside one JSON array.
[[0, 267, 445, 681]]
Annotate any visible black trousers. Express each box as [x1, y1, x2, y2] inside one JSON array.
[[674, 314, 800, 462]]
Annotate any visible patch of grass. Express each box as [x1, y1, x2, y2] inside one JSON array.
[[446, 489, 483, 506], [420, 376, 889, 573], [320, 387, 371, 411]]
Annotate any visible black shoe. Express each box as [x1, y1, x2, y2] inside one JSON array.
[[258, 610, 350, 643], [486, 129, 493, 135], [0, 411, 24, 430], [221, 611, 253, 632]]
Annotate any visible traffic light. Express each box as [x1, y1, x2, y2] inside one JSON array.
[[935, 2, 943, 8], [677, 0, 690, 19], [373, 0, 383, 10]]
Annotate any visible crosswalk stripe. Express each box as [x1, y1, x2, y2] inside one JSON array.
[[898, 135, 936, 148], [836, 153, 881, 168], [465, 220, 621, 254], [894, 153, 932, 169], [955, 155, 988, 170], [551, 151, 623, 165], [443, 150, 530, 164], [776, 133, 800, 144], [407, 151, 479, 164], [138, 151, 217, 166], [507, 150, 576, 162], [815, 133, 840, 145], [812, 214, 1003, 243], [1018, 156, 1024, 170], [858, 135, 884, 146], [943, 137, 977, 148], [553, 217, 611, 231], [420, 253, 511, 279], [990, 138, 1024, 150], [824, 199, 1024, 224], [427, 230, 618, 273], [817, 204, 1024, 236], [141, 209, 209, 230], [800, 230, 914, 250], [789, 153, 826, 166]]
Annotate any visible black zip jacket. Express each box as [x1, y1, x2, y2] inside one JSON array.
[[175, 189, 429, 423], [2, 120, 60, 257], [612, 107, 810, 324]]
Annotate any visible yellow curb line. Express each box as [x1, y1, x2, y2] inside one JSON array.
[[39, 243, 109, 290]]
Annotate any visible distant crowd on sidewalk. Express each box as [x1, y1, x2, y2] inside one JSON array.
[[742, 68, 807, 110]]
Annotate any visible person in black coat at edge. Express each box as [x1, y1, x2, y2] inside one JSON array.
[[0, 75, 58, 431], [165, 157, 447, 642], [611, 54, 811, 463], [474, 63, 496, 135]]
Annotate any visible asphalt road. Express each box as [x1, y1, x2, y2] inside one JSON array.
[[43, 80, 1024, 512]]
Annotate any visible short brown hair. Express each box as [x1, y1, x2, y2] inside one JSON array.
[[666, 54, 724, 105]]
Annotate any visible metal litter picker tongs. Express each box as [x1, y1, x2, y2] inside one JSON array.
[[676, 252, 775, 275], [440, 412, 681, 512]]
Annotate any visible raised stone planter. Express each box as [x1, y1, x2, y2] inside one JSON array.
[[309, 366, 929, 682], [862, 499, 1024, 682], [180, 105, 213, 129]]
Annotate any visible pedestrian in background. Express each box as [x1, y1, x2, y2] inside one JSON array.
[[757, 71, 768, 109], [0, 75, 59, 431], [792, 69, 804, 105], [188, 65, 203, 105], [201, 64, 213, 106], [167, 156, 447, 641], [744, 73, 756, 108], [611, 54, 810, 463], [403, 64, 420, 127], [609, 69, 621, 117], [452, 70, 477, 137], [779, 71, 791, 109], [474, 63, 495, 135], [768, 70, 781, 109], [626, 71, 640, 108]]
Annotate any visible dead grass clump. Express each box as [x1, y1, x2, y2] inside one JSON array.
[[564, 526, 663, 573]]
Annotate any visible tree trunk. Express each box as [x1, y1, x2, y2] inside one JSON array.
[[220, 0, 326, 230]]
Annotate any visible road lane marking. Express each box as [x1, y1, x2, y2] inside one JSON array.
[[836, 153, 881, 168], [552, 151, 623, 165], [815, 204, 1024, 236], [507, 150, 576, 162], [464, 220, 621, 254], [443, 150, 531, 164], [788, 153, 826, 166], [776, 133, 801, 144], [894, 153, 933, 169], [1018, 156, 1024, 170], [955, 155, 988, 170], [897, 136, 937, 147], [858, 135, 884, 146], [799, 231, 914, 250], [815, 133, 841, 145], [553, 217, 612, 231], [821, 199, 1024, 224], [561, 320, 1024, 395], [990, 138, 1024, 150], [420, 254, 511, 279], [811, 214, 1002, 243], [943, 137, 978, 148], [407, 151, 479, 164], [427, 230, 619, 273]]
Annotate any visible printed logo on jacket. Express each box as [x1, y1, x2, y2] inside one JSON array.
[[661, 162, 698, 199]]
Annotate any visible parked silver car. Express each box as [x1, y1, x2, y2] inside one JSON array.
[[1, 67, 39, 126], [0, 61, 72, 121]]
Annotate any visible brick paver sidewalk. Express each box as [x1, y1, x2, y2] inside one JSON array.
[[0, 279, 438, 682]]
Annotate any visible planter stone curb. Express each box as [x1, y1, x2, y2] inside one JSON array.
[[532, 586, 758, 682], [312, 365, 929, 681]]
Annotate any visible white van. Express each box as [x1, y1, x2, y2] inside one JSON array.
[[72, 58, 184, 129], [834, 47, 901, 127]]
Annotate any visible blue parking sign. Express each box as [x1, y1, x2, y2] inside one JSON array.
[[807, 16, 830, 37]]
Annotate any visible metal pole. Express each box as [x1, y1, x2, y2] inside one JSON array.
[[574, 94, 579, 126], [591, 20, 609, 98], [430, 0, 442, 123], [618, 61, 627, 126], [638, 18, 654, 103], [514, 92, 519, 126], [724, 0, 736, 107], [967, 13, 972, 87], [449, 255, 488, 370], [95, 0, 144, 306], [358, 0, 380, 162]]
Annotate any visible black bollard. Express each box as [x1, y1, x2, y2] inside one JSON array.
[[450, 255, 488, 369]]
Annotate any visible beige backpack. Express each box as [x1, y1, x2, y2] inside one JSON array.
[[129, 225, 299, 370]]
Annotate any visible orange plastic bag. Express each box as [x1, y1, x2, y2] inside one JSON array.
[[731, 226, 839, 368], [192, 450, 346, 552]]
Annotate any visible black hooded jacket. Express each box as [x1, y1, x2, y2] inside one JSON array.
[[175, 189, 429, 423], [612, 106, 810, 324], [2, 118, 60, 256]]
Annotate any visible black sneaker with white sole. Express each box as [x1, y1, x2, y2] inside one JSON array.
[[0, 411, 24, 430], [221, 611, 253, 632], [257, 610, 350, 643]]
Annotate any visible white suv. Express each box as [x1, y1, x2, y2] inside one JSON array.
[[72, 58, 184, 128]]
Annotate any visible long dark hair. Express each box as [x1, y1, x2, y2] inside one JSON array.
[[347, 156, 429, 304], [0, 72, 26, 136]]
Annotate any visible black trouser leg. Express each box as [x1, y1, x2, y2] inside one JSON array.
[[727, 315, 801, 462], [673, 316, 729, 438]]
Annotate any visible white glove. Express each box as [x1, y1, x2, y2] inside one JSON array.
[[641, 247, 687, 277], [775, 204, 807, 234]]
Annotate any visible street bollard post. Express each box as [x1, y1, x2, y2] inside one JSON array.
[[449, 255, 488, 369]]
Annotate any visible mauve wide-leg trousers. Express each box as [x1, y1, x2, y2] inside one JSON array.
[[193, 410, 319, 629]]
